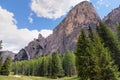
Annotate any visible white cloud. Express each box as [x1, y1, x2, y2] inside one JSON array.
[[0, 6, 52, 53], [28, 13, 33, 23], [39, 29, 52, 38], [28, 17, 33, 23], [30, 0, 89, 19], [96, 0, 111, 8]]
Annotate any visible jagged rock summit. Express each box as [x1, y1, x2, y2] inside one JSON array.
[[103, 6, 120, 30], [14, 1, 101, 61]]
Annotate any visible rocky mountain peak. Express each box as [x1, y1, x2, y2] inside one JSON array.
[[38, 33, 44, 40], [103, 6, 120, 30], [14, 1, 101, 61], [54, 1, 100, 37], [67, 1, 100, 24]]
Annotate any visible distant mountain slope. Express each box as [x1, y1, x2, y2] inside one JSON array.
[[103, 6, 120, 30], [14, 1, 101, 61], [1, 51, 15, 62]]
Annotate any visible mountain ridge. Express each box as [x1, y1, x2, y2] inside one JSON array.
[[103, 6, 120, 30], [0, 51, 15, 62], [14, 1, 109, 61]]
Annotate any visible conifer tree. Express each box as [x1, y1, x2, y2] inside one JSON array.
[[0, 55, 2, 74], [75, 29, 92, 80], [51, 52, 63, 79], [88, 25, 94, 40], [116, 23, 120, 41], [48, 55, 52, 76], [97, 22, 120, 69], [75, 28, 119, 80], [0, 40, 2, 74], [63, 50, 76, 76], [90, 33, 119, 80], [37, 57, 48, 76], [1, 56, 11, 76]]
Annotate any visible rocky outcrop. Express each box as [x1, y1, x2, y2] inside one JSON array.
[[14, 1, 101, 61], [0, 51, 15, 62], [14, 49, 30, 61], [14, 34, 46, 59], [43, 1, 100, 54], [103, 6, 120, 30]]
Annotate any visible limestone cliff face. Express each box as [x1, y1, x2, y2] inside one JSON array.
[[43, 1, 100, 54], [14, 1, 101, 60], [103, 6, 120, 30]]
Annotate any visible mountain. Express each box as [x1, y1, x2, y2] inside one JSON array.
[[103, 6, 120, 30], [14, 1, 101, 61], [0, 51, 15, 62]]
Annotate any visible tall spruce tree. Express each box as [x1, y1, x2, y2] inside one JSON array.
[[0, 55, 2, 75], [0, 40, 2, 74], [37, 56, 48, 76], [88, 25, 94, 41], [116, 23, 120, 41], [75, 28, 119, 80], [1, 56, 11, 76], [63, 50, 76, 76], [51, 52, 63, 79], [48, 55, 52, 76], [97, 22, 120, 69], [90, 33, 119, 80], [75, 29, 92, 80]]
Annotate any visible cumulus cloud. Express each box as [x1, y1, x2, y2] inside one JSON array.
[[30, 0, 89, 19], [28, 13, 33, 23], [0, 6, 52, 53], [39, 29, 52, 38]]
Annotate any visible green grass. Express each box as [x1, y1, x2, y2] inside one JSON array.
[[0, 75, 78, 80]]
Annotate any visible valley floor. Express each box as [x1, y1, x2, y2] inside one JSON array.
[[0, 75, 78, 80]]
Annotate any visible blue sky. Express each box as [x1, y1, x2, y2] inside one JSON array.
[[0, 0, 119, 30], [0, 0, 65, 30], [0, 0, 120, 52]]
